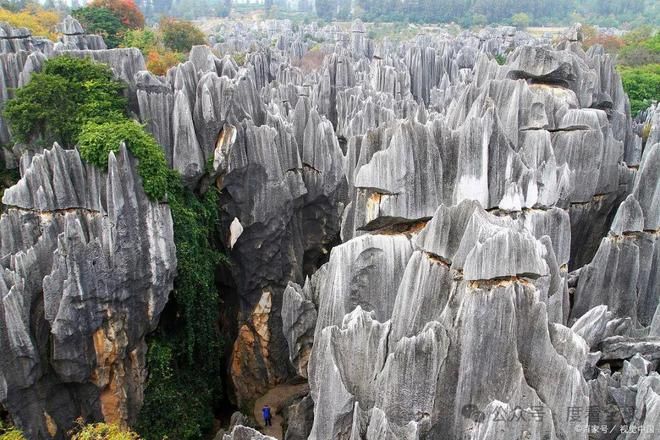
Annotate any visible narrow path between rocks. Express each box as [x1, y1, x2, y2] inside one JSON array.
[[253, 382, 309, 439]]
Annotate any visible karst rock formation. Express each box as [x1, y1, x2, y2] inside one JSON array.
[[0, 16, 658, 440]]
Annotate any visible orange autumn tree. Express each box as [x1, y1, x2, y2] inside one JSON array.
[[90, 0, 144, 29], [146, 49, 184, 75]]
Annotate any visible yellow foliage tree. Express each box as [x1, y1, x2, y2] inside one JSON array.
[[70, 420, 141, 440], [0, 420, 25, 440], [0, 5, 60, 40]]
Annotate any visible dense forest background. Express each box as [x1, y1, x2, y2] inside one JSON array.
[[0, 0, 658, 27], [333, 0, 659, 27]]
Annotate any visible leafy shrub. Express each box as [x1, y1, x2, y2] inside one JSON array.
[[135, 175, 226, 440], [78, 119, 170, 200], [146, 49, 185, 75], [0, 4, 59, 40], [642, 33, 660, 54], [3, 55, 126, 147], [72, 6, 125, 48], [70, 420, 140, 440], [168, 186, 227, 361], [615, 28, 659, 66], [0, 420, 25, 440], [619, 64, 660, 115], [159, 18, 206, 53], [119, 29, 185, 76], [136, 321, 220, 440], [120, 29, 158, 52]]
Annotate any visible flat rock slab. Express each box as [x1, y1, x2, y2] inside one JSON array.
[[600, 336, 660, 361]]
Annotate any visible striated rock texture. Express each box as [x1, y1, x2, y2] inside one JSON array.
[[55, 16, 106, 51], [570, 142, 659, 328], [277, 22, 658, 440], [0, 18, 110, 145], [2, 15, 659, 440], [0, 144, 176, 439], [222, 425, 277, 440], [131, 40, 348, 403], [290, 201, 590, 439]]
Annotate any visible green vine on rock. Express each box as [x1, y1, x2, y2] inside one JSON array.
[[78, 118, 229, 361], [77, 118, 228, 440]]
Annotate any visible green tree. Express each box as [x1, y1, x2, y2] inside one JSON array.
[[90, 0, 145, 29], [618, 31, 660, 66], [619, 64, 660, 115], [159, 18, 206, 53], [511, 12, 530, 29], [3, 55, 126, 148], [72, 6, 126, 48], [120, 28, 158, 53], [135, 339, 218, 440], [78, 119, 169, 200]]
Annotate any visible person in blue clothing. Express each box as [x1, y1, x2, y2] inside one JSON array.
[[262, 404, 272, 426]]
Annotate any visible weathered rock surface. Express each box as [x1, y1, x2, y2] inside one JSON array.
[[0, 144, 176, 439], [2, 16, 658, 440], [289, 201, 594, 439], [570, 141, 659, 327], [0, 20, 122, 144], [222, 425, 277, 440], [278, 22, 657, 440], [55, 16, 106, 51]]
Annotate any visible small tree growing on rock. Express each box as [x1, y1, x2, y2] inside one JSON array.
[[72, 6, 126, 47], [159, 17, 206, 53], [3, 55, 126, 148]]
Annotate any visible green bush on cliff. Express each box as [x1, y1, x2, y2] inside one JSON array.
[[619, 64, 660, 115], [136, 183, 226, 440], [78, 119, 170, 201], [3, 55, 126, 148]]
